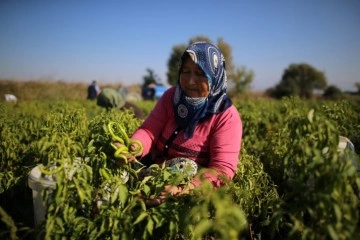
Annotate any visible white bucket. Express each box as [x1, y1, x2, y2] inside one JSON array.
[[28, 165, 56, 227]]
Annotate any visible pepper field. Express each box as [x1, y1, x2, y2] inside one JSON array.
[[0, 96, 359, 240]]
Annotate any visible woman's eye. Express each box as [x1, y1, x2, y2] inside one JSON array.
[[196, 71, 205, 77]]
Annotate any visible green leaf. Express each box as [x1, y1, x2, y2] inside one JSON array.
[[119, 184, 128, 205], [142, 184, 151, 197], [307, 109, 314, 122], [333, 204, 342, 222], [327, 225, 337, 239], [133, 212, 148, 225], [193, 220, 212, 238], [146, 218, 154, 235]]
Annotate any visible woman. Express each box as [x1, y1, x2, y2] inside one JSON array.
[[124, 42, 242, 206]]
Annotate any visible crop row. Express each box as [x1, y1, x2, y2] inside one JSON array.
[[0, 98, 359, 239]]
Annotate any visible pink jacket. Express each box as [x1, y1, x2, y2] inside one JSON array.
[[131, 87, 242, 187]]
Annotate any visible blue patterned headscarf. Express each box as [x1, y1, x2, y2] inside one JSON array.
[[173, 42, 232, 139]]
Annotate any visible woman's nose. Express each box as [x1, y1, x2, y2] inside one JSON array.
[[188, 73, 196, 84]]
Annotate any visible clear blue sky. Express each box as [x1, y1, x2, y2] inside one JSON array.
[[1, 0, 359, 91]]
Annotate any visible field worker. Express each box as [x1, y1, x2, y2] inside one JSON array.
[[87, 80, 100, 100], [115, 42, 242, 207], [97, 88, 145, 119]]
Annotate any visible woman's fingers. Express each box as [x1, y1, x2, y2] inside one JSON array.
[[112, 141, 139, 165], [130, 144, 138, 154], [144, 197, 165, 207], [113, 142, 124, 149], [138, 185, 182, 207], [129, 140, 143, 157], [163, 185, 183, 196], [137, 191, 167, 207]]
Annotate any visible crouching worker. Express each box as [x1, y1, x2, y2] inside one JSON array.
[[97, 88, 145, 119], [113, 42, 243, 207]]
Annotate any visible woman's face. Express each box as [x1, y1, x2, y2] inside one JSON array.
[[179, 57, 210, 98]]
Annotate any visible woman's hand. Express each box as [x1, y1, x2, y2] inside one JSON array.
[[112, 142, 139, 165], [128, 140, 143, 157], [141, 184, 194, 207], [143, 185, 182, 207]]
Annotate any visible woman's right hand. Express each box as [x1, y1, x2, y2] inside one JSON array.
[[128, 140, 143, 157], [112, 142, 124, 149], [112, 140, 143, 165], [112, 142, 137, 165]]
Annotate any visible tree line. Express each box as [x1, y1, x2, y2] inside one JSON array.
[[142, 35, 360, 99]]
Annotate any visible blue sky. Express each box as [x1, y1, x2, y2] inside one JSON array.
[[0, 0, 359, 91]]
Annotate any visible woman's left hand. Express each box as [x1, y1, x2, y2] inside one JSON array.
[[141, 184, 195, 207], [141, 185, 186, 207]]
